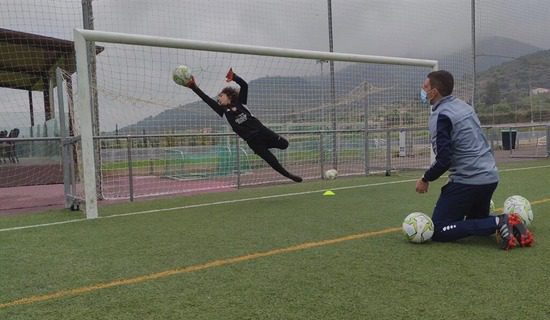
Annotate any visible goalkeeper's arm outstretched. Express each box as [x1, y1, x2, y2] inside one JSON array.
[[182, 68, 302, 183]]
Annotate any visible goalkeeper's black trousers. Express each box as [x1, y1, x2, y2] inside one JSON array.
[[246, 129, 301, 182]]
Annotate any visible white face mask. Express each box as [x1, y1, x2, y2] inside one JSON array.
[[420, 88, 429, 104]]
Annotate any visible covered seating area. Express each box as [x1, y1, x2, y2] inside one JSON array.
[[0, 27, 103, 131], [0, 28, 102, 191]]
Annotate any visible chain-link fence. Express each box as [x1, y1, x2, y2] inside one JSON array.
[[1, 0, 549, 213]]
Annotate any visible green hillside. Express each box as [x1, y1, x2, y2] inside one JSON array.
[[476, 49, 550, 124]]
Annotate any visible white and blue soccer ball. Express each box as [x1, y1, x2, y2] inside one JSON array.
[[503, 195, 533, 226], [324, 169, 338, 180], [172, 65, 193, 86], [402, 212, 434, 243]]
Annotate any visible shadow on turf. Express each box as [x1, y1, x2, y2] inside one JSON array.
[[393, 233, 526, 251]]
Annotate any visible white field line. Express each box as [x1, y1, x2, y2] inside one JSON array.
[[1, 164, 550, 233], [0, 179, 416, 232]]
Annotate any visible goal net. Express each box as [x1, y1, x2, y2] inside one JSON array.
[[74, 29, 437, 218]]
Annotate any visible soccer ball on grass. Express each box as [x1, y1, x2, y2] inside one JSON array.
[[324, 169, 338, 180], [402, 212, 434, 243], [503, 195, 533, 226]]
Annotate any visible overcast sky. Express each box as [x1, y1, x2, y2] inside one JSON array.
[[2, 0, 550, 132]]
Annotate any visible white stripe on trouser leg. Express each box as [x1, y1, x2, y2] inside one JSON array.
[[442, 225, 457, 232]]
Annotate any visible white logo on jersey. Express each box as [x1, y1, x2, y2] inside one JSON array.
[[235, 113, 248, 124]]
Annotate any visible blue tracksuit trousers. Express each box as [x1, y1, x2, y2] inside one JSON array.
[[431, 181, 499, 242]]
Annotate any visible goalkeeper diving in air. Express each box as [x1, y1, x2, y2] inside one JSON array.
[[182, 68, 302, 182]]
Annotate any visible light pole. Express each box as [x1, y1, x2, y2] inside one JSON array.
[[326, 0, 337, 170]]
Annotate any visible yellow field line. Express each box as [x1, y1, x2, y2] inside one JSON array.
[[0, 227, 401, 309], [2, 196, 549, 310], [531, 198, 550, 206]]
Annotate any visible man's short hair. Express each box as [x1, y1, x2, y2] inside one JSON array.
[[427, 70, 454, 97]]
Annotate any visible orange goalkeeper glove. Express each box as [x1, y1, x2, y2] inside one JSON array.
[[184, 76, 197, 89], [225, 68, 234, 82]]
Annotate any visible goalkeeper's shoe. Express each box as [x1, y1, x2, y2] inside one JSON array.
[[496, 214, 516, 250], [288, 174, 302, 183], [510, 214, 534, 247]]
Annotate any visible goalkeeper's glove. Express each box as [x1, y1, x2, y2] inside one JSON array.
[[225, 68, 234, 82], [185, 76, 197, 89]]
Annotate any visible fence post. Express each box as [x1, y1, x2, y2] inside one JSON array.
[[320, 132, 325, 178], [364, 129, 369, 175], [489, 127, 495, 151], [385, 130, 391, 176], [364, 86, 370, 176], [235, 136, 241, 189], [508, 127, 514, 155], [127, 136, 134, 201]]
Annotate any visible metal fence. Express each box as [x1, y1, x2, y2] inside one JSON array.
[[1, 0, 549, 213]]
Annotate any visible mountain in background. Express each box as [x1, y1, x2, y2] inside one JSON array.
[[440, 36, 542, 73], [117, 76, 323, 134], [475, 36, 542, 72], [477, 48, 550, 103], [116, 36, 544, 134]]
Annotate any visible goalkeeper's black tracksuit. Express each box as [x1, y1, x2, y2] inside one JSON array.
[[191, 74, 302, 182]]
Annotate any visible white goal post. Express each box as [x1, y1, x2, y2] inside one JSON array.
[[73, 28, 438, 219]]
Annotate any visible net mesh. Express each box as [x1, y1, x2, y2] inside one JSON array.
[[1, 0, 548, 210], [86, 42, 433, 199]]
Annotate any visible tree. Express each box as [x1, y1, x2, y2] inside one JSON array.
[[484, 80, 501, 105]]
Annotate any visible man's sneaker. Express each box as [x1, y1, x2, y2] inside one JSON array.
[[496, 214, 516, 250], [510, 214, 534, 247]]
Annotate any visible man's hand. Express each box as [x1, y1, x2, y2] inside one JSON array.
[[225, 68, 234, 82], [184, 76, 197, 89], [415, 178, 429, 194]]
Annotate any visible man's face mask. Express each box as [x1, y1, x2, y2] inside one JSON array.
[[420, 88, 429, 104], [420, 86, 435, 105]]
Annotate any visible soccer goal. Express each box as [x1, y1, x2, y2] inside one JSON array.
[[73, 29, 438, 218]]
